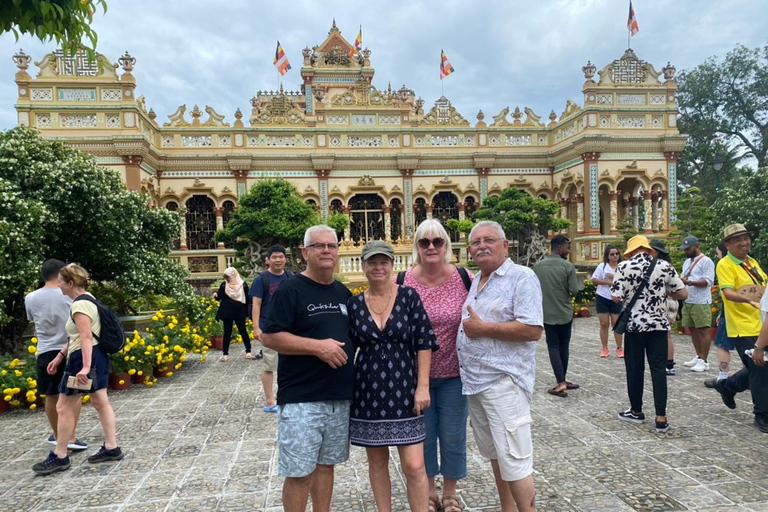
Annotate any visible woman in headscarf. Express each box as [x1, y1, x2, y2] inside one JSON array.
[[212, 267, 252, 361]]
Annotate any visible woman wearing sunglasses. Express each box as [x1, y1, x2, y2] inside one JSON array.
[[591, 244, 625, 358], [396, 219, 473, 512]]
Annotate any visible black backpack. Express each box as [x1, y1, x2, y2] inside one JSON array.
[[73, 295, 126, 354], [396, 267, 472, 291]]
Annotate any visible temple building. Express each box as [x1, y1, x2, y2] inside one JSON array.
[[11, 22, 686, 278]]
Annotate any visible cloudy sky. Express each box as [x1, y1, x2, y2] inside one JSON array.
[[1, 0, 766, 129]]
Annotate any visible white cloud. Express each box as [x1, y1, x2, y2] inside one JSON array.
[[1, 0, 766, 129]]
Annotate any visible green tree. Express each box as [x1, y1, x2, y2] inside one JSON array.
[[676, 44, 768, 197], [215, 179, 320, 274], [471, 188, 571, 267], [1, 0, 107, 55], [327, 211, 350, 239], [445, 218, 475, 237], [0, 127, 191, 353], [705, 166, 768, 271]]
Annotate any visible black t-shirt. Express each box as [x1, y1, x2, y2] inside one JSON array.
[[263, 274, 354, 405]]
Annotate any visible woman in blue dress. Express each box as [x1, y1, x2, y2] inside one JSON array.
[[348, 241, 438, 512]]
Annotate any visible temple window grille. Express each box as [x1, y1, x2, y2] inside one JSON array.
[[185, 195, 217, 250], [349, 194, 385, 242], [414, 198, 427, 227], [330, 199, 344, 214], [435, 97, 450, 123], [222, 200, 236, 248], [390, 199, 403, 242], [464, 196, 477, 219], [165, 201, 180, 250], [432, 192, 460, 242]]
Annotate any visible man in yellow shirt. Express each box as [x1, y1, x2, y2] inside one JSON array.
[[713, 224, 768, 433]]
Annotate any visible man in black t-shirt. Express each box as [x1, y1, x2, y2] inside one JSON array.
[[263, 225, 353, 512]]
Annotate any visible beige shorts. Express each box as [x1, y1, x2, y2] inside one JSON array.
[[467, 376, 533, 482], [262, 347, 278, 372]]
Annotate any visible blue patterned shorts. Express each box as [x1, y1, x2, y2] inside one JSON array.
[[277, 400, 351, 477]]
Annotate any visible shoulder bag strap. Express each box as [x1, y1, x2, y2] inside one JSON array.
[[682, 254, 704, 279], [457, 267, 471, 291], [623, 257, 658, 314], [396, 271, 406, 285]]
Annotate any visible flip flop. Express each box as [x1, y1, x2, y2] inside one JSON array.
[[547, 387, 568, 398], [245, 353, 253, 360], [220, 355, 228, 362], [565, 381, 580, 390]]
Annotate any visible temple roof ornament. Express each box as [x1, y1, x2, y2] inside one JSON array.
[[164, 105, 190, 127], [250, 84, 306, 125], [661, 62, 676, 82], [597, 49, 662, 86], [490, 107, 510, 127], [582, 60, 596, 81], [358, 175, 376, 186], [420, 96, 469, 126], [512, 107, 523, 126], [560, 99, 581, 120], [118, 51, 136, 74], [34, 47, 118, 78], [233, 108, 244, 128], [475, 110, 486, 128], [12, 49, 31, 71], [523, 107, 544, 128], [548, 110, 558, 127], [190, 105, 203, 127], [203, 106, 229, 127]]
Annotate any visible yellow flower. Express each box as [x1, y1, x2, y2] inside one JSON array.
[[28, 380, 37, 389], [152, 316, 159, 321], [10, 400, 20, 406], [1, 370, 6, 376], [12, 387, 20, 394], [82, 394, 90, 404], [30, 404, 37, 410], [14, 370, 22, 377], [31, 337, 38, 344], [3, 395, 11, 402], [137, 370, 143, 376], [118, 380, 125, 385], [128, 369, 136, 375], [166, 372, 173, 377]]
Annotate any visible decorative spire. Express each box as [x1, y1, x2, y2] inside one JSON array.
[[12, 49, 31, 71], [118, 51, 136, 73]]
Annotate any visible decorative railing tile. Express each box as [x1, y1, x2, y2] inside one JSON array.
[[303, 136, 314, 147], [616, 115, 645, 128], [379, 115, 401, 125], [563, 124, 576, 138], [60, 114, 97, 127], [465, 135, 475, 146], [36, 114, 51, 128], [414, 136, 425, 147], [537, 135, 547, 145], [219, 135, 231, 147], [106, 114, 121, 128], [266, 135, 295, 147], [101, 89, 122, 101], [30, 88, 53, 101], [600, 116, 611, 128], [431, 135, 458, 146], [388, 135, 399, 147], [247, 136, 259, 147], [651, 116, 663, 128], [505, 135, 531, 146], [327, 115, 349, 125], [329, 136, 341, 148], [348, 135, 382, 147], [596, 94, 613, 105], [489, 135, 499, 146], [181, 135, 212, 147], [650, 94, 666, 105], [161, 136, 174, 147]]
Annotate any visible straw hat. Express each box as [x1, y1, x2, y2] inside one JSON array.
[[723, 223, 752, 242], [623, 235, 655, 257]]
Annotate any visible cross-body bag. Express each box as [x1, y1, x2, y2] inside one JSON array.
[[736, 262, 766, 302], [613, 257, 658, 335], [681, 254, 704, 279]]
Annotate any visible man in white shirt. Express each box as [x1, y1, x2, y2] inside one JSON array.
[[458, 221, 543, 512], [679, 236, 716, 373]]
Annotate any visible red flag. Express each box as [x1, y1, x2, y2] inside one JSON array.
[[627, 1, 639, 37], [274, 41, 291, 76]]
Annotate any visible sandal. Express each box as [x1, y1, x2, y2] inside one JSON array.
[[428, 495, 441, 512], [245, 352, 253, 360], [220, 355, 229, 362], [547, 387, 568, 398], [442, 495, 462, 512]]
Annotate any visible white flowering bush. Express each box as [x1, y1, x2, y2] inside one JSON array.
[[0, 127, 194, 352]]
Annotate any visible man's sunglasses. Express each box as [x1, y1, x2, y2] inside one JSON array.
[[417, 237, 446, 249]]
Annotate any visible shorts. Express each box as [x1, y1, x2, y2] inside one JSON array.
[[262, 347, 278, 372], [681, 303, 712, 329], [467, 376, 533, 482], [714, 318, 735, 350], [58, 346, 110, 396], [277, 400, 351, 477], [596, 295, 622, 315], [37, 350, 66, 396]]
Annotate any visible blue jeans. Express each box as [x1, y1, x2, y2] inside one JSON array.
[[423, 377, 468, 480]]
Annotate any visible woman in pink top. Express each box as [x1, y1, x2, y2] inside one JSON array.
[[398, 219, 473, 512]]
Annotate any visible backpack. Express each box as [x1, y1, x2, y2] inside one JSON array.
[[72, 295, 126, 354], [397, 267, 472, 291], [260, 270, 295, 297]]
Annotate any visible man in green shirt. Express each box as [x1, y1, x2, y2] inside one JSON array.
[[533, 235, 581, 397]]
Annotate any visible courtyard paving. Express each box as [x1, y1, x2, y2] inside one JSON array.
[[2, 316, 768, 511]]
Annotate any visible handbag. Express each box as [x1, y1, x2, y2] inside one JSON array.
[[613, 257, 658, 335]]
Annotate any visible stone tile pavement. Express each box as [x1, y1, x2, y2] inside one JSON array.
[[2, 316, 768, 511]]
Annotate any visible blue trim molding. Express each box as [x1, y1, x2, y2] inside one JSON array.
[[668, 163, 677, 223], [589, 163, 598, 229]]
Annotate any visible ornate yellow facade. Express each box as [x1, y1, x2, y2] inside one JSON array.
[[11, 22, 686, 275]]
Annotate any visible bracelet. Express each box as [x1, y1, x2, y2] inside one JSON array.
[[58, 351, 66, 358]]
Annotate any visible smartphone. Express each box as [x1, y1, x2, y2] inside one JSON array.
[[66, 375, 93, 391]]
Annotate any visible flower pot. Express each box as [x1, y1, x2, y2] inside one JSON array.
[[578, 307, 591, 318], [0, 399, 11, 414], [154, 367, 173, 378], [132, 373, 148, 384], [210, 336, 224, 350], [109, 373, 131, 391]]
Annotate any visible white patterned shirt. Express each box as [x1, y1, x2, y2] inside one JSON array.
[[457, 258, 543, 403], [681, 254, 715, 304]]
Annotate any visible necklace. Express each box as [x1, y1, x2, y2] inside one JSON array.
[[366, 286, 394, 316]]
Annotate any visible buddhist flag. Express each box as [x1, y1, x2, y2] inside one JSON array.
[[627, 1, 639, 37], [440, 49, 455, 80], [274, 41, 291, 76], [349, 26, 362, 56]]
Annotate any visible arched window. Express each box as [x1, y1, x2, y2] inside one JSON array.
[[432, 192, 459, 242], [185, 195, 216, 250], [330, 199, 344, 214], [165, 201, 180, 250], [414, 198, 427, 227], [390, 198, 403, 242], [349, 194, 385, 242], [464, 196, 477, 219], [305, 199, 318, 212]]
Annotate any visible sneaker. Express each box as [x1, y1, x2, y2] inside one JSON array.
[[87, 444, 124, 463], [46, 434, 57, 446], [714, 380, 736, 410], [618, 408, 645, 424], [655, 420, 671, 433], [32, 451, 70, 475], [666, 367, 676, 376], [616, 347, 625, 358], [254, 350, 264, 360], [755, 418, 768, 434], [263, 404, 279, 413], [683, 356, 700, 367], [67, 438, 88, 451], [600, 348, 609, 358], [704, 378, 718, 388], [691, 359, 709, 372]]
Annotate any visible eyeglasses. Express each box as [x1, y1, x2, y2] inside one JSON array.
[[417, 237, 446, 249], [306, 242, 339, 251], [469, 237, 501, 248]]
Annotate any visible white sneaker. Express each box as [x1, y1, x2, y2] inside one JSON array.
[[683, 356, 700, 367], [691, 359, 709, 372]]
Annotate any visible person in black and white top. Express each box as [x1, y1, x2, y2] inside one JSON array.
[[611, 235, 687, 433]]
